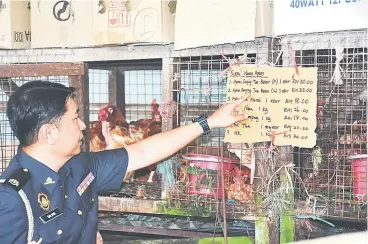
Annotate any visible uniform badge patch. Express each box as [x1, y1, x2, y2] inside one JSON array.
[[76, 172, 95, 196], [39, 208, 63, 224], [38, 192, 50, 211], [8, 179, 19, 187], [44, 177, 55, 185]]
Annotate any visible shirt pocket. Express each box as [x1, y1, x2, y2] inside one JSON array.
[[79, 184, 95, 221], [37, 220, 62, 244], [37, 209, 84, 244]]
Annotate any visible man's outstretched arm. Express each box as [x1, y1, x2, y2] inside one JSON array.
[[125, 96, 249, 173]]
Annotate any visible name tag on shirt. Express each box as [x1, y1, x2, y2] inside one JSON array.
[[76, 172, 95, 196], [39, 208, 63, 224]]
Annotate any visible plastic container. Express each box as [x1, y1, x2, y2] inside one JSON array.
[[347, 154, 368, 201], [182, 154, 237, 197]]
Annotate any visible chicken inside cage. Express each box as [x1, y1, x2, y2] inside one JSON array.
[[225, 165, 254, 204], [291, 47, 368, 220], [89, 99, 162, 183]]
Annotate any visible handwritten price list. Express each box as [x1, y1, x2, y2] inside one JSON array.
[[223, 66, 317, 148]]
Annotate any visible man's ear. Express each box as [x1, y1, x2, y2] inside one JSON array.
[[39, 124, 59, 145]]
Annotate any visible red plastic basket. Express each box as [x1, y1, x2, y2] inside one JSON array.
[[347, 154, 367, 201], [182, 154, 237, 197]]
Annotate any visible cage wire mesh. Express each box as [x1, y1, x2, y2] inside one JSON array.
[[164, 41, 270, 220], [278, 30, 368, 221], [0, 76, 69, 173], [0, 50, 79, 174], [88, 61, 164, 198], [0, 30, 365, 226], [163, 30, 368, 223]]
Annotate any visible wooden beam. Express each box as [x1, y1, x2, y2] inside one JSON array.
[[0, 39, 273, 63], [98, 196, 163, 214], [0, 62, 85, 78], [68, 63, 89, 152], [116, 68, 126, 118], [161, 58, 174, 132], [254, 41, 278, 244], [161, 58, 174, 199], [279, 41, 295, 244], [280, 150, 295, 244], [117, 64, 161, 71], [98, 223, 222, 238], [108, 67, 117, 106], [172, 58, 180, 129]]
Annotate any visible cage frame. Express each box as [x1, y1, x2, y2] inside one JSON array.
[[0, 62, 90, 151], [0, 30, 366, 242]]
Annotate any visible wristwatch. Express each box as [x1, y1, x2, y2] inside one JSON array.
[[192, 114, 211, 135]]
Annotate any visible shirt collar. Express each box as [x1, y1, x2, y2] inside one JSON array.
[[15, 147, 71, 194]]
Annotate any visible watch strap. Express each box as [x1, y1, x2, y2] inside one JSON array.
[[192, 114, 211, 135]]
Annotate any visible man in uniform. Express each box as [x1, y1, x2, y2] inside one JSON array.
[[0, 80, 248, 243]]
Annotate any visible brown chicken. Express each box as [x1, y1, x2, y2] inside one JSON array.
[[129, 99, 162, 183], [98, 104, 127, 127], [91, 100, 162, 183], [89, 121, 106, 152], [100, 120, 140, 182], [129, 99, 161, 133], [89, 105, 129, 152], [225, 166, 253, 204]]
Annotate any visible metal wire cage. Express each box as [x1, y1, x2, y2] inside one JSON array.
[[163, 30, 367, 223], [0, 72, 76, 174], [0, 30, 365, 227], [0, 49, 90, 171], [87, 61, 165, 189], [164, 40, 271, 220], [280, 30, 368, 221]]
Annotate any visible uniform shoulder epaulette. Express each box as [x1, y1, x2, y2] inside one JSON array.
[[0, 167, 40, 243], [0, 168, 30, 192]]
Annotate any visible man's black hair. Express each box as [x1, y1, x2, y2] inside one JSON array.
[[6, 80, 76, 147]]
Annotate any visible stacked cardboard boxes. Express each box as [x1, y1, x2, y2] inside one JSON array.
[[30, 0, 175, 49], [0, 0, 31, 49]]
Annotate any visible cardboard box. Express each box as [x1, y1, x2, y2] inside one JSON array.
[[94, 0, 174, 45], [30, 0, 94, 48], [255, 0, 273, 37], [174, 0, 256, 50], [31, 0, 174, 49], [0, 0, 31, 49]]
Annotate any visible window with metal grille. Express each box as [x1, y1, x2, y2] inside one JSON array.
[[88, 61, 162, 124], [124, 69, 162, 122]]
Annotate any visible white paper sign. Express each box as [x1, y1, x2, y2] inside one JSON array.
[[273, 0, 368, 35], [174, 0, 256, 50]]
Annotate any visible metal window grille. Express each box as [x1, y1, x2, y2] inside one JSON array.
[[89, 69, 110, 122], [124, 69, 162, 122]]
